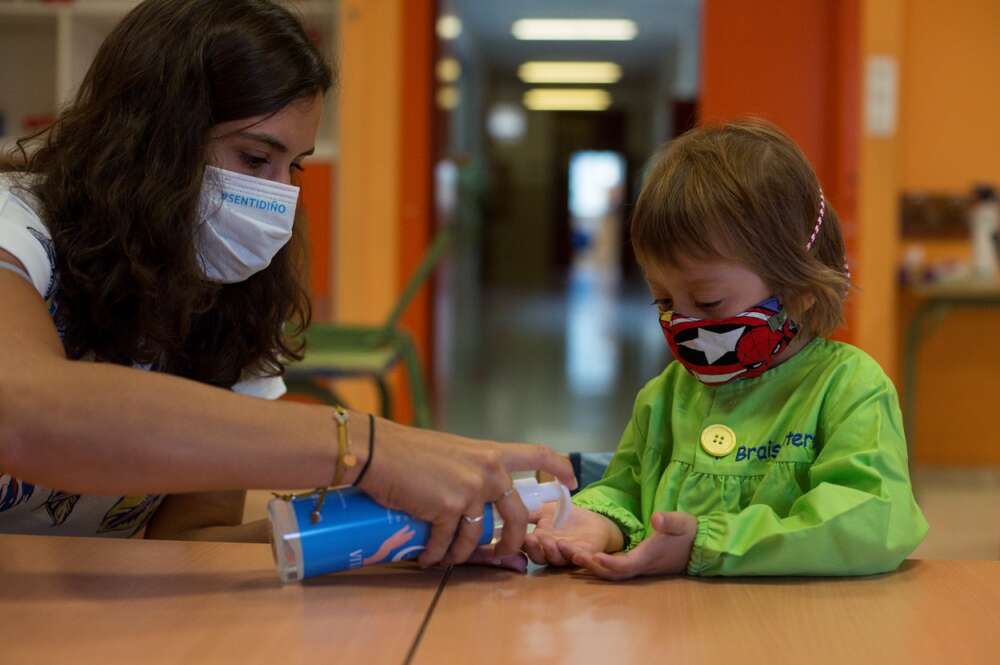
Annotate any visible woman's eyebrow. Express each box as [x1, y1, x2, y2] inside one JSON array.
[[239, 131, 288, 153], [239, 131, 317, 159]]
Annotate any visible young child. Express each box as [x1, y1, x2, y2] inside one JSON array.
[[523, 119, 928, 579]]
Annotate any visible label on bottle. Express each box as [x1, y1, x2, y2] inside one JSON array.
[[285, 488, 494, 578]]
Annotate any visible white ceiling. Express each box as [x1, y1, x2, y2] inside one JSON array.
[[444, 0, 701, 97]]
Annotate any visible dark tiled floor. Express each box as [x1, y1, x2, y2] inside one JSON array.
[[435, 270, 667, 454]]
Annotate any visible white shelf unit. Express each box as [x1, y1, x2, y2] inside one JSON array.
[[0, 0, 339, 159]]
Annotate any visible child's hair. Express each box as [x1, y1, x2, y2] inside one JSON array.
[[631, 118, 850, 337]]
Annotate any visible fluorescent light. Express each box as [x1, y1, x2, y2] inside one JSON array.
[[437, 15, 462, 40], [436, 86, 460, 111], [512, 19, 637, 41], [523, 88, 611, 112], [487, 103, 527, 143], [436, 57, 461, 83], [518, 61, 622, 84]]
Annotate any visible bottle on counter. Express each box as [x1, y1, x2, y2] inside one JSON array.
[[268, 477, 572, 582], [970, 184, 999, 281]]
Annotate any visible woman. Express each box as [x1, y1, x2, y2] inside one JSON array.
[[0, 0, 573, 569]]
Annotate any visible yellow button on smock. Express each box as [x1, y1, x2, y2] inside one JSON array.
[[700, 424, 737, 457]]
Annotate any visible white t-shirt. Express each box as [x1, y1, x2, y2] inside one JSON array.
[[0, 176, 286, 537]]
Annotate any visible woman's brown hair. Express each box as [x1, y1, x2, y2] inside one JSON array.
[[631, 118, 851, 336], [5, 0, 333, 387]]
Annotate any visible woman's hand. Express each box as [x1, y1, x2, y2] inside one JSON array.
[[569, 512, 697, 581], [523, 503, 624, 566], [354, 417, 577, 568], [363, 525, 417, 566]]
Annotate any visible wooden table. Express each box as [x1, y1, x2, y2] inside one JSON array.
[[412, 561, 1000, 665], [0, 534, 446, 664], [5, 535, 1000, 664]]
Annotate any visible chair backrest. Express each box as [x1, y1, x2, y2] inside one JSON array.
[[380, 223, 456, 333]]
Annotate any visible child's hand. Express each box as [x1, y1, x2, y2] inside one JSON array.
[[570, 512, 697, 581], [523, 504, 624, 567]]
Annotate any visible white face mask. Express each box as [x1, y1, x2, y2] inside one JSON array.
[[195, 165, 299, 283]]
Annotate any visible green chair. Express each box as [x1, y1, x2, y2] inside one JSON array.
[[284, 224, 455, 428]]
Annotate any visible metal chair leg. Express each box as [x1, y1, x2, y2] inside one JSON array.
[[375, 375, 394, 422], [398, 334, 433, 429]]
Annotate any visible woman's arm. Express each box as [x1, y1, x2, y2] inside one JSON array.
[[0, 267, 342, 495], [0, 259, 576, 564]]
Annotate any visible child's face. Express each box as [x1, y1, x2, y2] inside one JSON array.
[[643, 255, 770, 319]]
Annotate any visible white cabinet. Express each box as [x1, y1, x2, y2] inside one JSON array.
[[0, 0, 338, 160]]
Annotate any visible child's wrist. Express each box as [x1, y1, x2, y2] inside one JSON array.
[[599, 514, 626, 553]]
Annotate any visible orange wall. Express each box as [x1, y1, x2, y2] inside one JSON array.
[[897, 0, 1000, 465], [332, 0, 434, 425], [855, 0, 904, 381], [298, 162, 334, 319], [701, 1, 838, 187], [901, 0, 1000, 192], [700, 0, 861, 347], [395, 0, 436, 425]]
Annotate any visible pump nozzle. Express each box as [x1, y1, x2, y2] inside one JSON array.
[[513, 477, 572, 528]]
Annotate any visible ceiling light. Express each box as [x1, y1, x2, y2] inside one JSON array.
[[487, 103, 527, 143], [436, 86, 460, 111], [436, 57, 461, 83], [518, 61, 622, 84], [511, 19, 637, 41], [437, 15, 462, 40], [523, 88, 611, 112]]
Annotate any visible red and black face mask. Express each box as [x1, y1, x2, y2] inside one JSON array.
[[659, 297, 798, 385]]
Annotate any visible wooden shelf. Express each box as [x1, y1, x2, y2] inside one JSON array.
[[0, 1, 333, 20]]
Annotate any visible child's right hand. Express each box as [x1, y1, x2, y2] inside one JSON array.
[[523, 503, 624, 567]]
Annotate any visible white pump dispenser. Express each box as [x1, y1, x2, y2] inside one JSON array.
[[513, 477, 572, 527], [489, 477, 572, 541]]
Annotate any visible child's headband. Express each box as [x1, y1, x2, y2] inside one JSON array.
[[806, 186, 851, 279]]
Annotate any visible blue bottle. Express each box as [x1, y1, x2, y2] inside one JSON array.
[[268, 478, 571, 582]]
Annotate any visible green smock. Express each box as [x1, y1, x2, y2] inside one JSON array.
[[572, 337, 928, 576]]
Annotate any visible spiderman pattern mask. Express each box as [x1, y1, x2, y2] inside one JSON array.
[[659, 296, 799, 385]]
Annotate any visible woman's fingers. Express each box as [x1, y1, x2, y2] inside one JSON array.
[[354, 420, 577, 568], [442, 507, 486, 565], [419, 515, 460, 567], [499, 444, 578, 490], [464, 547, 529, 573], [492, 481, 529, 556]]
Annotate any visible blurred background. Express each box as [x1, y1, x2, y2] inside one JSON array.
[[2, 0, 999, 558]]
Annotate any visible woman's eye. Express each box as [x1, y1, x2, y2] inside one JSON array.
[[696, 300, 723, 310], [291, 162, 305, 173], [240, 152, 269, 170]]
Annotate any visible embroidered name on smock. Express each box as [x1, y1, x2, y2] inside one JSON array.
[[221, 191, 288, 214], [734, 431, 815, 462]]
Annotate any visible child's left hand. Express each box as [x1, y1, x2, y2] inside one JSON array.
[[567, 512, 698, 581]]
